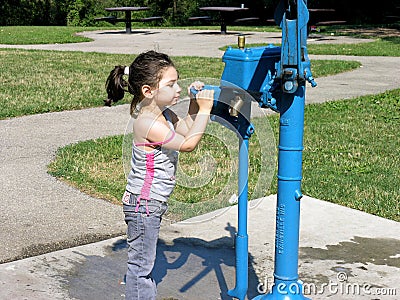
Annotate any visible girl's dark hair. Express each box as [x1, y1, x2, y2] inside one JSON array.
[[104, 51, 175, 115]]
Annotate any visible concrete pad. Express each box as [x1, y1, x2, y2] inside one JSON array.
[[0, 196, 398, 299]]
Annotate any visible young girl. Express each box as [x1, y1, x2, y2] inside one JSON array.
[[105, 50, 214, 300]]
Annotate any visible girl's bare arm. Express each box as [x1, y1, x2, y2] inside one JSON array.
[[141, 90, 214, 152]]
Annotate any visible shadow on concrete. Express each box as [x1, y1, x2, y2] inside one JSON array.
[[191, 31, 247, 36], [155, 222, 261, 299], [65, 222, 261, 300], [99, 30, 160, 35]]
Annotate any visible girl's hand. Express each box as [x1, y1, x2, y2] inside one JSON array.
[[188, 81, 205, 98], [196, 89, 214, 113]]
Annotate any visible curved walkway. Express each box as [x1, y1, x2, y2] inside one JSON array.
[[0, 29, 373, 57], [0, 29, 399, 299]]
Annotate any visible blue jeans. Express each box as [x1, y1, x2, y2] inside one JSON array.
[[123, 197, 168, 300]]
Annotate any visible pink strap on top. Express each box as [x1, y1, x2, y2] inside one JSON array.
[[134, 130, 174, 214], [134, 110, 175, 214], [135, 152, 155, 215]]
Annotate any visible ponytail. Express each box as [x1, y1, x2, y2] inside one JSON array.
[[104, 65, 128, 106]]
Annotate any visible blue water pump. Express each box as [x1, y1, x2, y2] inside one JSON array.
[[192, 1, 317, 299]]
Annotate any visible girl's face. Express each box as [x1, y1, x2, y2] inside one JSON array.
[[153, 66, 181, 108]]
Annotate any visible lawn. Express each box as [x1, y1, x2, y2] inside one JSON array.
[[0, 50, 225, 119], [0, 26, 96, 44], [47, 89, 400, 222], [226, 36, 400, 57], [0, 49, 359, 119]]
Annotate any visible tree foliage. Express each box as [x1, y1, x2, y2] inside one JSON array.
[[0, 0, 398, 26]]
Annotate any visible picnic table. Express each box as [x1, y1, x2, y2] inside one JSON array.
[[199, 6, 249, 34], [308, 8, 346, 29], [96, 7, 162, 34]]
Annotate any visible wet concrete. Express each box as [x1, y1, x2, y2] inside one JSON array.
[[300, 236, 400, 268], [64, 226, 263, 300]]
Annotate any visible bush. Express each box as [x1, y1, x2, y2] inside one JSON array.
[[0, 0, 67, 25], [1, 0, 397, 27]]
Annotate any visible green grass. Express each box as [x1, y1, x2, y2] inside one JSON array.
[[0, 26, 98, 44], [309, 60, 360, 76], [224, 36, 400, 57], [301, 89, 400, 221], [308, 36, 400, 56], [0, 49, 358, 119], [48, 89, 400, 222], [48, 135, 126, 203], [0, 49, 225, 119]]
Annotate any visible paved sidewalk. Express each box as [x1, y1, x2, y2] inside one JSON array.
[[0, 29, 399, 299], [0, 29, 373, 57]]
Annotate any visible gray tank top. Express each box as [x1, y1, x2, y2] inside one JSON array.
[[125, 111, 178, 202]]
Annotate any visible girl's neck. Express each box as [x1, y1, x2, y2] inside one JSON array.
[[140, 97, 164, 116]]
